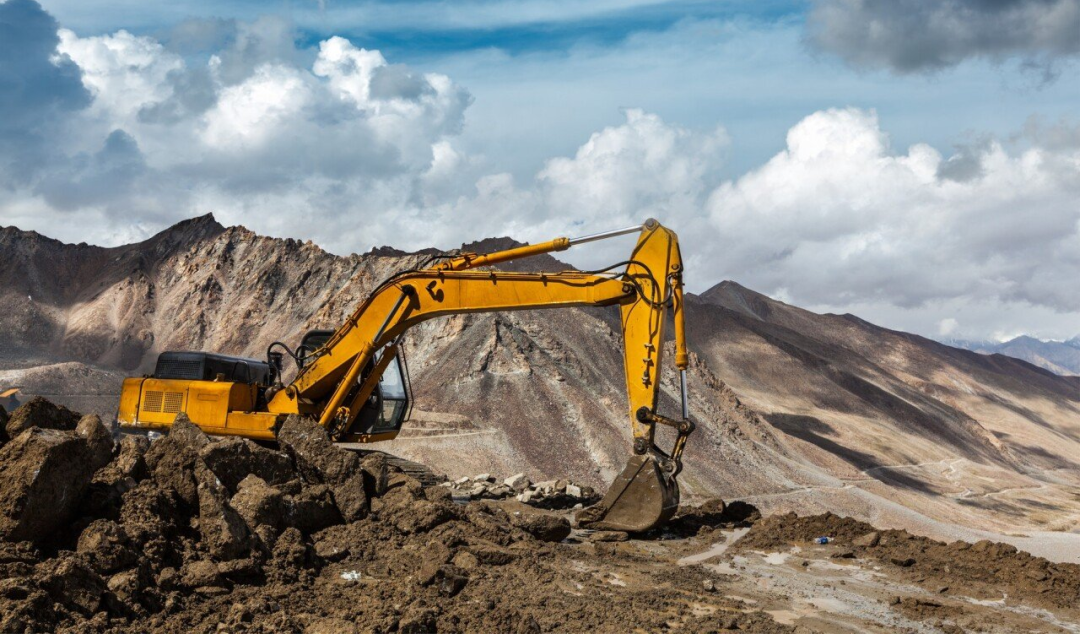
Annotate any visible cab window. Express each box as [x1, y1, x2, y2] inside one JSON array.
[[374, 355, 408, 432]]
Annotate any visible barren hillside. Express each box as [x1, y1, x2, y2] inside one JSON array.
[[2, 216, 1078, 559]]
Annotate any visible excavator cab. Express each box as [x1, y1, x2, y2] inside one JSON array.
[[346, 351, 410, 436], [294, 329, 412, 438], [298, 330, 335, 368]]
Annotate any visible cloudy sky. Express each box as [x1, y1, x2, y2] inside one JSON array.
[[2, 0, 1079, 342]]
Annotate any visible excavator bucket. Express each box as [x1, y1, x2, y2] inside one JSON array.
[[575, 454, 679, 532]]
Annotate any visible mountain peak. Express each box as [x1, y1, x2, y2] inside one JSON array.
[[144, 213, 226, 250], [972, 335, 1080, 375], [699, 280, 777, 320], [160, 213, 225, 236], [1005, 335, 1041, 345], [461, 236, 524, 253]]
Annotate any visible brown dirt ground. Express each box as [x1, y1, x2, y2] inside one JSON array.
[[738, 511, 1080, 612], [2, 399, 1079, 633]]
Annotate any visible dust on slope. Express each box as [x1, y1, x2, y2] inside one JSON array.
[[0, 362, 125, 419]]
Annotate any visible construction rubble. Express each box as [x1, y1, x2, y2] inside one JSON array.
[[438, 473, 600, 509]]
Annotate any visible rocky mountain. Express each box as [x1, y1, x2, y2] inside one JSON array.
[[2, 215, 1078, 558], [944, 336, 1080, 376]]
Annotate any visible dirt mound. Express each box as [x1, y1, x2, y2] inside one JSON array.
[[5, 399, 794, 633], [3, 396, 81, 438], [668, 499, 761, 537], [740, 511, 1080, 611], [0, 402, 549, 632], [0, 411, 112, 544]]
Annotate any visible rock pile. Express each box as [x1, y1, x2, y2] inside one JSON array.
[[439, 473, 600, 509], [0, 399, 574, 633]]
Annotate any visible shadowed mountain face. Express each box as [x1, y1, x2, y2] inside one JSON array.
[[2, 216, 1078, 550]]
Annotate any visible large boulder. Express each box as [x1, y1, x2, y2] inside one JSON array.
[[105, 565, 157, 615], [276, 415, 357, 484], [76, 414, 114, 472], [230, 475, 285, 533], [0, 428, 96, 544], [5, 397, 81, 438], [94, 435, 149, 486], [373, 475, 456, 535], [195, 462, 254, 561], [284, 484, 342, 534], [503, 502, 571, 543], [266, 527, 311, 585], [35, 556, 107, 616], [77, 520, 136, 575], [199, 437, 293, 493], [118, 481, 182, 567], [277, 415, 369, 522], [82, 435, 150, 519], [143, 414, 209, 507], [179, 559, 223, 590], [359, 453, 389, 498], [331, 473, 370, 523]]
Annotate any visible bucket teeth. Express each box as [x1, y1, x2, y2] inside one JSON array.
[[575, 454, 679, 533]]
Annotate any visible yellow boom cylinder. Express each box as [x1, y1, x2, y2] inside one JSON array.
[[440, 237, 571, 271]]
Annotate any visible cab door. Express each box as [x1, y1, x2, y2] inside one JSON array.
[[343, 351, 410, 439]]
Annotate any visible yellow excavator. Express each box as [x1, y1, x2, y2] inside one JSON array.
[[118, 219, 695, 532]]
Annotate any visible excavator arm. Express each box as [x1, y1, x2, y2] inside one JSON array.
[[118, 218, 694, 532], [268, 219, 693, 532]]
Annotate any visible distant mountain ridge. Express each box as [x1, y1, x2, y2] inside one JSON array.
[[942, 335, 1080, 376]]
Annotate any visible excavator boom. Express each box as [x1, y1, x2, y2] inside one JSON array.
[[118, 219, 694, 532]]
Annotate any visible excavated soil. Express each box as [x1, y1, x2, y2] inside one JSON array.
[[0, 399, 789, 633], [739, 512, 1080, 612], [1, 398, 1079, 633]]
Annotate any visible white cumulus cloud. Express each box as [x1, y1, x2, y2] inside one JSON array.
[[705, 108, 1080, 315], [58, 28, 182, 123], [202, 64, 312, 150]]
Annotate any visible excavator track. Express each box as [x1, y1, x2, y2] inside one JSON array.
[[346, 448, 448, 486]]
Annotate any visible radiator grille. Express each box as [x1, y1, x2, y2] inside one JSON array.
[[163, 392, 183, 413], [142, 390, 184, 414], [143, 391, 163, 412]]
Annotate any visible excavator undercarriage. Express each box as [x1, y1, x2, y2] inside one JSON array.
[[118, 219, 697, 532]]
